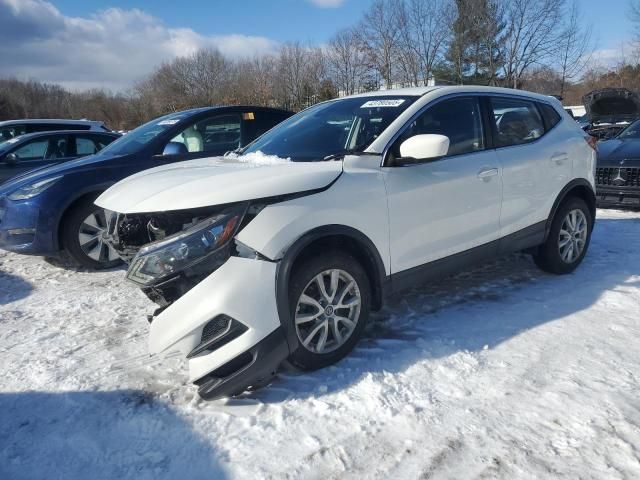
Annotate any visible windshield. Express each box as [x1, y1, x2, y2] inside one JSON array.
[[97, 111, 194, 156], [242, 96, 418, 161], [617, 120, 640, 139]]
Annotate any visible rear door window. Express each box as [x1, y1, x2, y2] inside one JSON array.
[[491, 97, 545, 148], [75, 136, 100, 156], [243, 111, 291, 144]]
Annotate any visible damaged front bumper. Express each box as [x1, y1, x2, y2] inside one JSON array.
[[148, 256, 290, 400]]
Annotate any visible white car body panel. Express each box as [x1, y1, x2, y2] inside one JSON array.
[[95, 157, 343, 213], [148, 256, 280, 382], [236, 155, 392, 273], [382, 149, 502, 272]]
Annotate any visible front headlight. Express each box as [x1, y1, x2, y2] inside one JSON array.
[[126, 205, 246, 286], [8, 176, 63, 200]]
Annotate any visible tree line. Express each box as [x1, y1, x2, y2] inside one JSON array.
[[0, 0, 637, 130]]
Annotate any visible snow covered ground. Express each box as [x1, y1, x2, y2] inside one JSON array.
[[1, 208, 639, 479]]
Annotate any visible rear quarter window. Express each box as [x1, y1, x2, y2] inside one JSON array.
[[538, 103, 562, 131]]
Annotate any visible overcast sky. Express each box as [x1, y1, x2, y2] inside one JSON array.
[[0, 0, 634, 92]]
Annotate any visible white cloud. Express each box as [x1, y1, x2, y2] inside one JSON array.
[[307, 0, 345, 8], [0, 0, 279, 91]]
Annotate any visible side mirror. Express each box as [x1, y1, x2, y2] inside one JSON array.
[[161, 141, 189, 156], [3, 153, 18, 165], [397, 134, 450, 165]]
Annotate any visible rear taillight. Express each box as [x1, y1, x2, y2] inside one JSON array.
[[585, 135, 598, 151]]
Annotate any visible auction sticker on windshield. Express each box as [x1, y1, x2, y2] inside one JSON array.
[[360, 99, 406, 108], [158, 119, 181, 126]]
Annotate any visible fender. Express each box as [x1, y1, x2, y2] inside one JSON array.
[[544, 178, 596, 241], [274, 224, 387, 352]]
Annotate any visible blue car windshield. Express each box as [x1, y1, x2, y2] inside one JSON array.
[[617, 120, 640, 139], [242, 96, 418, 162], [98, 111, 193, 156]]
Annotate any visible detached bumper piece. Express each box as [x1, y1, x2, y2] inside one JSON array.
[[194, 327, 289, 400]]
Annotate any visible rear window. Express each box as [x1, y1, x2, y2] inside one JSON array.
[[538, 103, 562, 130]]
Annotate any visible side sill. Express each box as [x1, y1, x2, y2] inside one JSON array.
[[386, 221, 546, 295]]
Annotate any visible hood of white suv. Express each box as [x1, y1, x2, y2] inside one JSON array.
[[95, 156, 343, 213]]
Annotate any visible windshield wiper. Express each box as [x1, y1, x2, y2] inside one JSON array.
[[322, 150, 369, 161]]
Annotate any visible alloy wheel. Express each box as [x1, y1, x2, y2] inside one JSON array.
[[558, 208, 588, 264], [78, 209, 119, 264], [294, 269, 362, 354]]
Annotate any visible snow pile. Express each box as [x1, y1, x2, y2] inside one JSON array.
[[224, 150, 291, 166], [1, 209, 639, 479]]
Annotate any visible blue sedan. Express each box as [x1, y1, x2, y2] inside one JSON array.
[[0, 106, 292, 269]]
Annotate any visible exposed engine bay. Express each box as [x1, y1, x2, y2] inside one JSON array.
[[106, 206, 224, 262], [105, 203, 264, 312]]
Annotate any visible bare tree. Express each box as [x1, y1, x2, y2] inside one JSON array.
[[501, 0, 565, 88], [556, 1, 593, 98], [396, 0, 451, 86], [355, 0, 403, 89], [327, 28, 369, 95]]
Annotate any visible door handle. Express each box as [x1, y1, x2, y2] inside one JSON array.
[[477, 167, 499, 179], [551, 153, 569, 165]]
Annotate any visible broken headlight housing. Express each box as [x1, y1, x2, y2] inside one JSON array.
[[126, 204, 246, 286]]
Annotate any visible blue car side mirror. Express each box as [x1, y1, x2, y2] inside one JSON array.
[[162, 142, 189, 156], [3, 153, 18, 165]]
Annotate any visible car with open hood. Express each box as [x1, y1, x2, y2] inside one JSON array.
[[595, 119, 640, 208], [0, 106, 292, 269], [582, 88, 640, 140], [97, 86, 597, 400]]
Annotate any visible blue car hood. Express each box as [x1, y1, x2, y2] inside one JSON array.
[[0, 153, 124, 193], [597, 138, 640, 167]]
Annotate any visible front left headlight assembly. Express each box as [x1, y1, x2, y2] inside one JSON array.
[[8, 175, 63, 200], [127, 204, 247, 286]]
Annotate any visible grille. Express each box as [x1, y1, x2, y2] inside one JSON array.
[[596, 167, 640, 187]]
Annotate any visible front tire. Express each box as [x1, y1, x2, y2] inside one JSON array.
[[61, 198, 123, 270], [288, 251, 371, 370], [533, 196, 593, 274]]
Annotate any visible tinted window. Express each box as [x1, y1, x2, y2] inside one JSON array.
[[13, 139, 49, 160], [171, 114, 242, 154], [76, 137, 99, 156], [243, 96, 418, 162], [491, 97, 544, 147], [539, 103, 562, 130], [244, 111, 291, 143], [0, 124, 26, 144], [393, 97, 484, 157]]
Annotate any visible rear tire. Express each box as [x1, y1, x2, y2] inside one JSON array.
[[61, 198, 123, 270], [288, 251, 371, 370], [533, 196, 593, 274]]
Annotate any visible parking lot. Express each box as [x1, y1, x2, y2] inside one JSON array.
[[1, 207, 639, 479]]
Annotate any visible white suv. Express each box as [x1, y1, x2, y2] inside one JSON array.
[[97, 86, 596, 400]]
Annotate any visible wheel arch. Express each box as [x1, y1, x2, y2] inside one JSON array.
[[274, 225, 387, 352], [54, 183, 114, 251], [544, 178, 596, 241]]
